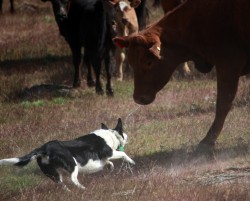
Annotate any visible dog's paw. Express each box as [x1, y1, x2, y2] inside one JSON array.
[[107, 161, 114, 171], [128, 158, 135, 165], [78, 185, 86, 190]]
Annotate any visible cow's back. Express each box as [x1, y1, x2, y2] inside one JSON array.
[[233, 0, 250, 45], [161, 0, 250, 51]]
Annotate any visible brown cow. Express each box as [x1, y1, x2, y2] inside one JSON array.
[[111, 0, 139, 81], [113, 0, 250, 153], [160, 0, 190, 76], [153, 0, 191, 76]]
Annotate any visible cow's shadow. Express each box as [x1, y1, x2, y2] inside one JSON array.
[[124, 142, 249, 172], [19, 84, 72, 101]]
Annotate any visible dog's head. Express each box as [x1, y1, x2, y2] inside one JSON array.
[[101, 118, 128, 147]]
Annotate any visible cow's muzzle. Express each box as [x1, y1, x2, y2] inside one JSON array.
[[57, 13, 67, 22], [133, 93, 155, 105]]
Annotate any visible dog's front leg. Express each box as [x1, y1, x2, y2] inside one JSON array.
[[109, 151, 135, 165], [106, 161, 114, 171]]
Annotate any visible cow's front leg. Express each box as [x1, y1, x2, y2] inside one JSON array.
[[83, 51, 95, 87], [104, 50, 114, 96], [196, 63, 241, 155], [92, 57, 104, 95], [70, 45, 82, 88], [115, 48, 125, 81], [10, 0, 15, 13]]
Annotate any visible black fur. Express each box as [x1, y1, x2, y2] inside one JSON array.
[[43, 0, 116, 95], [15, 135, 113, 183], [0, 118, 135, 189], [134, 0, 149, 30]]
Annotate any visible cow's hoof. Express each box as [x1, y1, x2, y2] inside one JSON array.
[[106, 89, 114, 97], [192, 143, 215, 160], [96, 88, 104, 95], [87, 80, 95, 88]]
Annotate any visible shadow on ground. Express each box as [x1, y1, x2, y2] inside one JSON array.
[[131, 142, 249, 171], [19, 84, 73, 100]]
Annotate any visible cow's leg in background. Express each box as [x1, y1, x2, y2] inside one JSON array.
[[176, 62, 190, 77], [10, 0, 14, 13], [0, 0, 15, 13], [135, 0, 147, 30], [115, 48, 125, 81], [70, 44, 82, 88], [83, 52, 95, 87], [91, 55, 104, 95], [104, 50, 114, 96]]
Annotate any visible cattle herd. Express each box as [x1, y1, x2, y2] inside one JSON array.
[[2, 0, 250, 154], [41, 0, 152, 96], [0, 0, 187, 95]]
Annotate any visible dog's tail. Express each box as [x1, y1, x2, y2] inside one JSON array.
[[0, 149, 41, 167]]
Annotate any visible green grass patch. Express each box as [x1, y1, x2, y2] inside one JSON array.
[[0, 165, 41, 192], [22, 100, 46, 108]]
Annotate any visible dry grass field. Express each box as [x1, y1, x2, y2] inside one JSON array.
[[0, 1, 249, 200]]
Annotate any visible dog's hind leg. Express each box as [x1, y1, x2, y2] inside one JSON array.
[[70, 164, 85, 190], [37, 158, 69, 190]]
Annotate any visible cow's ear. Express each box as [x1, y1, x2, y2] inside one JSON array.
[[108, 0, 119, 5], [113, 37, 129, 49], [149, 43, 161, 59], [101, 123, 109, 130]]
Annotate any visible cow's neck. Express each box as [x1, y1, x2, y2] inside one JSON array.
[[141, 21, 163, 48], [158, 0, 193, 46]]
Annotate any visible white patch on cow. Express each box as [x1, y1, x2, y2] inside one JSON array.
[[119, 1, 129, 11]]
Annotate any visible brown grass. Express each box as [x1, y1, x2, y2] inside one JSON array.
[[0, 1, 250, 200]]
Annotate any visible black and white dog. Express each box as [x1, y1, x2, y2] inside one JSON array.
[[0, 118, 135, 190]]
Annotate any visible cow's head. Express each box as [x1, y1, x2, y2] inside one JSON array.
[[42, 0, 69, 22], [113, 34, 179, 105], [111, 0, 138, 34]]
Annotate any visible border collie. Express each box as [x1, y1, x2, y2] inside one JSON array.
[[0, 118, 135, 190]]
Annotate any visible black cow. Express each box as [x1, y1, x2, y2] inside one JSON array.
[[42, 0, 115, 96], [0, 0, 14, 13]]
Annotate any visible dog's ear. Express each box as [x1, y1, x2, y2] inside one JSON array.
[[114, 118, 124, 137], [101, 123, 109, 130]]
